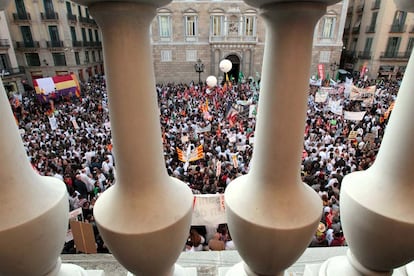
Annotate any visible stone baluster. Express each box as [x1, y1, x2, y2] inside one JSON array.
[[224, 1, 340, 275], [0, 1, 90, 275], [70, 1, 194, 275], [306, 1, 414, 275]]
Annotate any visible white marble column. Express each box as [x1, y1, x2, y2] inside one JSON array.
[[70, 1, 194, 275], [224, 1, 339, 275], [306, 0, 414, 275]]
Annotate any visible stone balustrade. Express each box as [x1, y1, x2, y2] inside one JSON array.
[[0, 0, 413, 275]]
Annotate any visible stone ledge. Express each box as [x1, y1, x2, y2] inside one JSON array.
[[61, 247, 348, 275]]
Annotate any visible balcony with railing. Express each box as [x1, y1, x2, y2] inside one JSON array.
[[365, 24, 375, 33], [12, 12, 31, 22], [1, 0, 414, 276], [79, 16, 98, 26], [46, 40, 64, 48], [40, 11, 59, 21], [380, 51, 411, 59], [209, 35, 258, 43], [358, 50, 372, 59], [390, 24, 407, 33], [67, 13, 77, 22], [15, 40, 40, 49], [0, 39, 10, 49], [72, 40, 83, 47], [0, 66, 25, 77], [352, 26, 360, 34]]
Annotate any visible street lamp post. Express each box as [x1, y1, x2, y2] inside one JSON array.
[[194, 59, 204, 85], [330, 61, 339, 81]]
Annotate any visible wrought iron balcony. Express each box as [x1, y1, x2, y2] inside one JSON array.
[[40, 12, 59, 21], [0, 66, 25, 77], [72, 40, 83, 47], [358, 51, 372, 59], [12, 12, 31, 21], [380, 51, 411, 59], [67, 13, 77, 22], [15, 40, 40, 49], [352, 26, 360, 34], [0, 39, 10, 49], [46, 40, 64, 48], [390, 24, 407, 33], [79, 16, 97, 26], [366, 25, 375, 33]]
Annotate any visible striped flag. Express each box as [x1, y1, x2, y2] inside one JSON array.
[[176, 144, 204, 169]]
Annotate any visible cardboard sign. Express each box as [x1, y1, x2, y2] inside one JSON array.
[[70, 220, 97, 254]]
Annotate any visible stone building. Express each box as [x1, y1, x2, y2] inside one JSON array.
[[152, 0, 348, 84], [341, 0, 414, 79], [2, 0, 104, 93], [1, 0, 347, 93]]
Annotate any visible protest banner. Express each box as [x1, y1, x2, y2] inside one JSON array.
[[328, 99, 343, 115], [364, 133, 375, 144], [48, 115, 58, 130], [348, 130, 358, 140], [315, 89, 329, 103], [344, 111, 366, 121], [249, 104, 257, 118], [191, 194, 226, 226], [320, 87, 337, 95], [195, 124, 211, 133], [350, 85, 375, 106]]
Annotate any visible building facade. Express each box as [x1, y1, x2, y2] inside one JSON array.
[[152, 0, 348, 84], [3, 0, 104, 94], [342, 0, 414, 79], [1, 0, 347, 93]]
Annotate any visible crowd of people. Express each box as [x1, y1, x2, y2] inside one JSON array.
[[8, 73, 400, 252]]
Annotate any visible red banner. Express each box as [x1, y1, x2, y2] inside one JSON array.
[[318, 64, 325, 80]]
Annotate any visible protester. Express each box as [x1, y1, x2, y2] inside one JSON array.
[[9, 74, 400, 251]]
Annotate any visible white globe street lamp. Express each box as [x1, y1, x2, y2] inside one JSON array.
[[206, 75, 218, 88], [219, 59, 232, 84]]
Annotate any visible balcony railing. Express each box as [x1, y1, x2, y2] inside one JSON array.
[[352, 26, 360, 34], [15, 41, 40, 49], [209, 35, 258, 43], [67, 13, 77, 22], [79, 16, 97, 25], [380, 51, 411, 59], [390, 24, 407, 33], [358, 51, 372, 59], [72, 40, 83, 47], [40, 12, 59, 21], [0, 39, 10, 49], [46, 40, 64, 48], [12, 12, 31, 21], [366, 25, 376, 33], [0, 66, 25, 77]]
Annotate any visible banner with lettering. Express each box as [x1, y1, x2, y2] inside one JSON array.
[[344, 111, 366, 121], [191, 194, 226, 226]]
